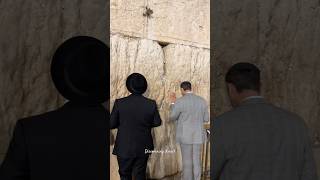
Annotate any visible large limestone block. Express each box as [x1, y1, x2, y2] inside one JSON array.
[[110, 34, 210, 179], [110, 34, 165, 104], [110, 0, 210, 48], [0, 0, 107, 161], [212, 0, 320, 175], [148, 0, 210, 48], [163, 44, 210, 104], [110, 0, 146, 37]]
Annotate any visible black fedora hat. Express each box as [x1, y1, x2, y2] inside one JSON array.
[[126, 73, 148, 94], [51, 36, 109, 104]]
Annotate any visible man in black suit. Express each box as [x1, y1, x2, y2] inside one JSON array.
[[0, 36, 109, 180], [213, 62, 318, 180], [110, 73, 162, 180]]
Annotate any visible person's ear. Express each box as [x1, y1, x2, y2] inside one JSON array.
[[226, 83, 231, 94], [227, 83, 236, 95]]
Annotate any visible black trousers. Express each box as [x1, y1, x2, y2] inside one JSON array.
[[117, 156, 149, 180]]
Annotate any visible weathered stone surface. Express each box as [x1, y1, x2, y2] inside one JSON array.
[[110, 34, 210, 179], [110, 146, 120, 179], [111, 0, 210, 177], [110, 0, 210, 48], [212, 0, 320, 175], [110, 0, 146, 38], [148, 0, 210, 48], [0, 0, 107, 162], [163, 44, 210, 104], [110, 34, 165, 104]]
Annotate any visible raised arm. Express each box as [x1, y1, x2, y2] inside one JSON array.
[[169, 102, 181, 121], [203, 100, 209, 123], [168, 92, 181, 121]]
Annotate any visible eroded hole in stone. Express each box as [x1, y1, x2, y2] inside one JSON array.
[[158, 41, 170, 48]]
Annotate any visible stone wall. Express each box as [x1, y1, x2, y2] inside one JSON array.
[[0, 0, 107, 164], [110, 0, 210, 179], [212, 0, 320, 175], [111, 0, 210, 48]]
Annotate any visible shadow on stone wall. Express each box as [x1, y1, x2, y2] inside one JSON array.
[[0, 0, 107, 163]]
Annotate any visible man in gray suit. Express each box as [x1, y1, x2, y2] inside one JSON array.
[[213, 62, 318, 180], [169, 81, 209, 180]]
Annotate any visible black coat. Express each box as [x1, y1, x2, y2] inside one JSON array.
[[212, 97, 318, 180], [110, 94, 162, 158], [0, 102, 108, 180]]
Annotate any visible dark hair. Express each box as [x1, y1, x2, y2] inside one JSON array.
[[225, 62, 260, 92], [180, 81, 192, 91]]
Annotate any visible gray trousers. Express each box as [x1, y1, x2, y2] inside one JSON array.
[[180, 144, 202, 180]]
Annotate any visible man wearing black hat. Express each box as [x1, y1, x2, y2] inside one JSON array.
[[110, 73, 162, 180], [0, 36, 109, 180]]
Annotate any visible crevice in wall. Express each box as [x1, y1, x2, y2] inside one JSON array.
[[157, 41, 170, 110], [158, 41, 170, 48]]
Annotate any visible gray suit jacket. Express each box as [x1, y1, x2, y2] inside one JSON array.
[[170, 93, 209, 144], [213, 97, 317, 180]]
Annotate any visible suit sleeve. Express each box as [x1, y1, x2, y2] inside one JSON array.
[[212, 118, 226, 179], [0, 120, 29, 179], [301, 121, 318, 180], [151, 101, 162, 127], [110, 99, 120, 129], [169, 101, 181, 121], [203, 100, 209, 123]]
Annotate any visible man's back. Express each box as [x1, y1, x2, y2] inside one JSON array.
[[0, 102, 108, 180], [213, 97, 317, 180], [170, 93, 209, 144], [111, 94, 162, 157]]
